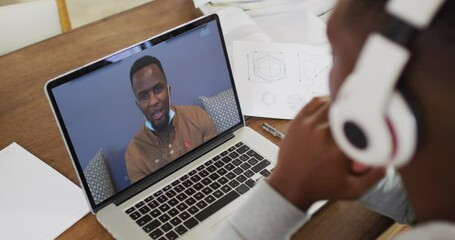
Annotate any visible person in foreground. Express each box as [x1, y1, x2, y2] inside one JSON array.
[[214, 0, 454, 239], [126, 56, 217, 183]]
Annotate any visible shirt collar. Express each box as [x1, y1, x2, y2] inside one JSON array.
[[145, 109, 175, 132]]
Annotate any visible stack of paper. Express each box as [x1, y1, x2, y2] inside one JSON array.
[[198, 1, 334, 119]]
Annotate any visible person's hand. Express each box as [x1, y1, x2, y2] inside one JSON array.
[[267, 96, 385, 211]]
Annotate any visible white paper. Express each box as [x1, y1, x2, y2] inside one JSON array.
[[307, 0, 337, 16], [217, 7, 273, 64], [234, 41, 331, 119], [193, 0, 211, 8], [204, 3, 331, 51], [0, 143, 89, 240], [197, 0, 336, 19], [253, 5, 329, 45]]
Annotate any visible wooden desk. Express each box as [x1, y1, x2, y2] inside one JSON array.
[[0, 0, 393, 239]]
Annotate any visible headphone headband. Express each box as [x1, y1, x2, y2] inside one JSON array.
[[387, 0, 445, 28]]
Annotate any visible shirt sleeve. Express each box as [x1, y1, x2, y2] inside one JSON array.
[[212, 180, 310, 240], [357, 166, 415, 224]]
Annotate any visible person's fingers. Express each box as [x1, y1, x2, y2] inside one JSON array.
[[295, 96, 330, 122], [291, 106, 311, 127], [308, 101, 330, 127]]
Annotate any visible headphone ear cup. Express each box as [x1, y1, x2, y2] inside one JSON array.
[[329, 90, 418, 167], [329, 94, 394, 166], [386, 91, 418, 167], [329, 33, 416, 167]]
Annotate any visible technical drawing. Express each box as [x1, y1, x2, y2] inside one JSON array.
[[297, 51, 331, 86], [248, 51, 286, 83], [261, 91, 278, 107], [287, 95, 306, 110]]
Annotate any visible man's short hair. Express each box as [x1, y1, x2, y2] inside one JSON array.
[[129, 55, 167, 86]]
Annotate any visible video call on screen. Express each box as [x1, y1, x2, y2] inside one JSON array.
[[51, 19, 240, 203]]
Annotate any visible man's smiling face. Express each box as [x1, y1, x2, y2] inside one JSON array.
[[132, 64, 170, 132]]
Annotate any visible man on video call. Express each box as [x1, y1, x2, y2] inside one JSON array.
[[125, 55, 217, 183]]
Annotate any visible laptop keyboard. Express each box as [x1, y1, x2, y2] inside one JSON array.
[[124, 141, 273, 240]]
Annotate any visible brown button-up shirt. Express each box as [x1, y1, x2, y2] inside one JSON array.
[[126, 105, 217, 183]]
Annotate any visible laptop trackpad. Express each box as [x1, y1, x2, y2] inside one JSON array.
[[210, 210, 237, 229]]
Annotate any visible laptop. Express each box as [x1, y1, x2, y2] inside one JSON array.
[[45, 14, 279, 239]]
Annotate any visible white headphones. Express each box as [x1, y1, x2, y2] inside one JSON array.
[[329, 0, 446, 167]]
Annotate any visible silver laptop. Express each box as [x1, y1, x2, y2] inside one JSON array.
[[45, 14, 279, 239]]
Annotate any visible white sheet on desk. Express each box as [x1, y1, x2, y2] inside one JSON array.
[[197, 0, 336, 20], [253, 4, 329, 45], [217, 7, 273, 66], [215, 4, 332, 119], [0, 143, 89, 240], [215, 5, 330, 59], [307, 0, 337, 16], [217, 7, 273, 45], [210, 3, 331, 47], [233, 41, 331, 119]]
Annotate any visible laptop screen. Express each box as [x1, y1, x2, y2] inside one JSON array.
[[46, 15, 243, 211]]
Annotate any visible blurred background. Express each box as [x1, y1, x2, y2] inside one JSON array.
[[0, 0, 155, 55]]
